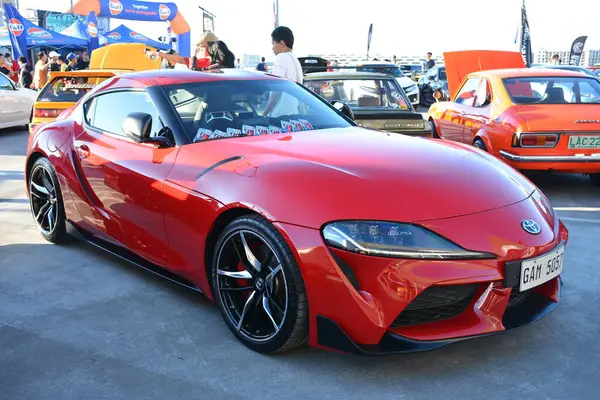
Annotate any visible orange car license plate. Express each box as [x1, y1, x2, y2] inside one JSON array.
[[568, 135, 600, 149]]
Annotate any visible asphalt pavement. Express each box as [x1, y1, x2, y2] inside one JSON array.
[[1, 127, 599, 400]]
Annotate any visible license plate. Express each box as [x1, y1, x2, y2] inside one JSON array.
[[568, 135, 600, 149], [519, 245, 565, 291]]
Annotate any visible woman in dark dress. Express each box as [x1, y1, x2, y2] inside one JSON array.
[[191, 31, 235, 70]]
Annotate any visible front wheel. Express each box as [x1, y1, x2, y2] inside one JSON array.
[[28, 157, 70, 243], [473, 139, 488, 152], [211, 215, 309, 353]]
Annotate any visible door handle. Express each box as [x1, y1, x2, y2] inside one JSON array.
[[77, 145, 90, 159]]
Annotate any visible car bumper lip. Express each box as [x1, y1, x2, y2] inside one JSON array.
[[317, 279, 561, 355], [500, 150, 600, 163]]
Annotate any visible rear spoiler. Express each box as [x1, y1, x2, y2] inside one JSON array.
[[48, 69, 130, 80]]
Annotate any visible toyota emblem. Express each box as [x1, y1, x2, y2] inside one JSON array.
[[521, 219, 541, 235]]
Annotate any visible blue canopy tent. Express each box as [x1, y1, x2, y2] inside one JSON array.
[[104, 24, 169, 50], [0, 17, 88, 49]]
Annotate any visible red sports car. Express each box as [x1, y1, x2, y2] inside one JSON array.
[[25, 69, 568, 354]]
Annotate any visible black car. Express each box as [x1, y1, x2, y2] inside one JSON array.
[[418, 65, 448, 106]]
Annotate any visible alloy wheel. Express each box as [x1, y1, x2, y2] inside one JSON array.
[[29, 165, 59, 235], [216, 230, 288, 343]]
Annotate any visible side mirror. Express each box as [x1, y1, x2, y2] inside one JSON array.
[[331, 101, 354, 120], [14, 82, 22, 89], [122, 112, 171, 146]]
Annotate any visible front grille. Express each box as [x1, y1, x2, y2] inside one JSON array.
[[507, 289, 531, 308], [390, 284, 480, 328]]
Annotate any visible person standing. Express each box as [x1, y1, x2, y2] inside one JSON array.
[[550, 54, 560, 65], [4, 53, 19, 82], [269, 26, 302, 83], [263, 26, 303, 117], [18, 57, 33, 89], [33, 52, 50, 90], [48, 51, 61, 73], [192, 31, 235, 70], [424, 52, 435, 71], [65, 53, 79, 71], [256, 57, 267, 72]]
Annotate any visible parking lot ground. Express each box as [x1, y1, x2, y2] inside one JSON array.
[[1, 128, 599, 400]]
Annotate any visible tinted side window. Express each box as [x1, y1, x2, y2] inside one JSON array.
[[89, 91, 163, 137]]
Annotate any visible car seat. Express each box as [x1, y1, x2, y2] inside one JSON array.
[[541, 87, 566, 103]]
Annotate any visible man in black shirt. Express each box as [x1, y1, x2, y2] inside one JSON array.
[[424, 52, 435, 71], [48, 51, 62, 72], [18, 56, 33, 89]]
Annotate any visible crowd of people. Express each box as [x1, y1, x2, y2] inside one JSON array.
[[1, 49, 90, 90]]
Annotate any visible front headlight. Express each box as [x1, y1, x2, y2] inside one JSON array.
[[322, 220, 496, 260]]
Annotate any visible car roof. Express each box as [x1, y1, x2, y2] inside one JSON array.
[[471, 68, 593, 78], [304, 71, 394, 80], [117, 68, 284, 86]]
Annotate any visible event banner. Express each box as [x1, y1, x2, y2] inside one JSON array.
[[3, 3, 29, 61], [519, 4, 533, 67], [203, 12, 215, 32], [87, 11, 100, 55], [568, 36, 587, 66], [99, 0, 178, 22]]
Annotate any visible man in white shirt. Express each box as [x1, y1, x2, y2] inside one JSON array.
[[263, 26, 303, 117]]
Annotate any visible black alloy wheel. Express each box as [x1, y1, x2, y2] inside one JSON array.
[[28, 158, 69, 243], [212, 215, 308, 353]]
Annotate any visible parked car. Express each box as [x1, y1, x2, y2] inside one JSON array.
[[428, 50, 600, 185], [355, 61, 420, 106], [0, 71, 36, 130], [400, 64, 423, 79], [304, 71, 432, 137], [532, 64, 599, 80], [418, 65, 448, 106], [31, 70, 126, 132], [27, 68, 567, 354]]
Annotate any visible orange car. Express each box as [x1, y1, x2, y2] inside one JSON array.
[[428, 50, 600, 185], [31, 69, 127, 132]]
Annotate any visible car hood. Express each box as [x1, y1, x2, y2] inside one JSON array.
[[516, 104, 600, 132], [443, 50, 525, 98], [396, 76, 417, 89], [172, 127, 536, 228]]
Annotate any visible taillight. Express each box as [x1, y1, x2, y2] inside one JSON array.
[[34, 109, 61, 118], [518, 133, 559, 148]]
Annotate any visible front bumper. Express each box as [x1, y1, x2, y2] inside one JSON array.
[[317, 279, 561, 355], [276, 193, 567, 354]]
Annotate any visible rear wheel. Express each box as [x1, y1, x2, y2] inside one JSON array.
[[28, 157, 69, 243], [211, 215, 309, 353], [473, 139, 488, 152]]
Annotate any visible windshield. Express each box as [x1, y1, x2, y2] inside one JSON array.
[[356, 65, 405, 78], [304, 78, 411, 111], [163, 79, 353, 143], [503, 77, 600, 104], [401, 65, 423, 72], [38, 76, 112, 103]]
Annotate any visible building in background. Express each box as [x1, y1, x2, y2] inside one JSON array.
[[242, 54, 261, 69], [535, 48, 600, 66], [587, 49, 600, 66]]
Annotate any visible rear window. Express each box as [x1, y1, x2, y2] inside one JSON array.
[[503, 76, 600, 104], [38, 76, 112, 103]]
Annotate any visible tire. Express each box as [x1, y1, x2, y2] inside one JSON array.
[[590, 173, 600, 186], [429, 119, 441, 139], [28, 157, 70, 244], [211, 214, 309, 353], [473, 139, 488, 152]]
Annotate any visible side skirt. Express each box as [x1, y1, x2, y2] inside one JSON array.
[[65, 220, 203, 294]]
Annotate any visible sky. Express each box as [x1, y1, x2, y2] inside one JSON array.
[[14, 0, 600, 60]]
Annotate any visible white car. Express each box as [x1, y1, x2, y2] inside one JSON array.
[[0, 72, 37, 130], [356, 61, 420, 107]]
